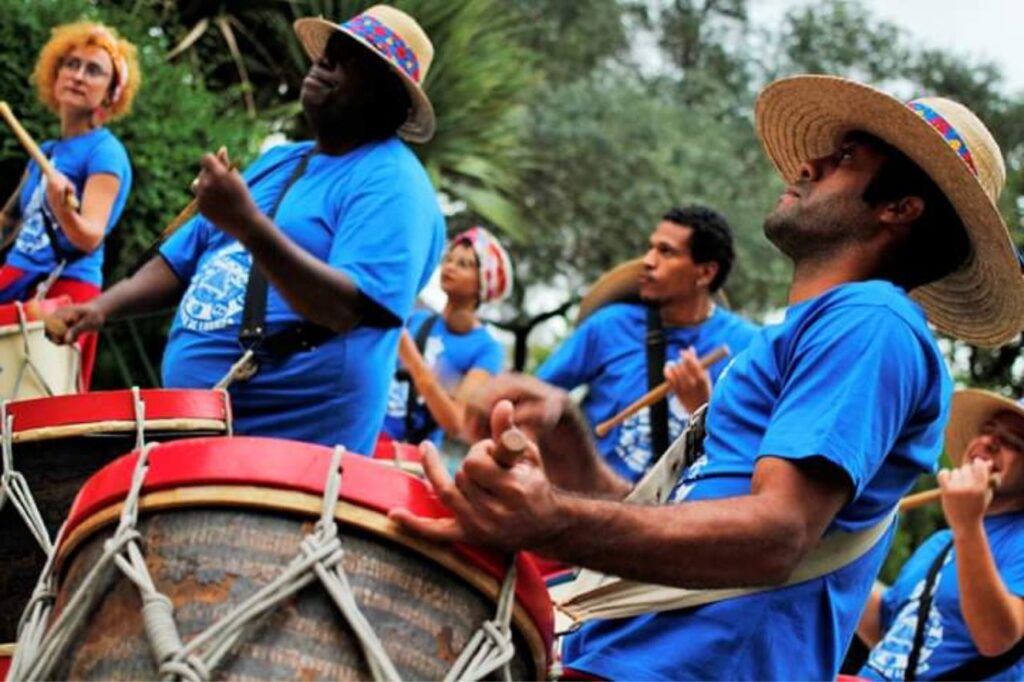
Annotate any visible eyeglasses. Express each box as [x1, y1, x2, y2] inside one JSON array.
[[59, 56, 110, 81]]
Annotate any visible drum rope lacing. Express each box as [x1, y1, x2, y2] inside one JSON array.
[[11, 301, 80, 398], [0, 405, 53, 555], [10, 438, 521, 681]]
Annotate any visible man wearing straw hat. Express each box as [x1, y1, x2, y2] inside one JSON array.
[[537, 205, 757, 483], [48, 5, 445, 455], [392, 75, 1024, 680], [856, 389, 1024, 681]]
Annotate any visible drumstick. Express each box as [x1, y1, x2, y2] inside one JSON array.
[[492, 428, 528, 468], [127, 149, 234, 275], [0, 101, 79, 210], [595, 345, 730, 437], [899, 472, 1002, 512]]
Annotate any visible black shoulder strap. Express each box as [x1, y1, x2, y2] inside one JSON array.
[[404, 313, 441, 441], [238, 150, 314, 350], [934, 638, 1024, 680], [906, 540, 954, 681], [646, 305, 670, 461]]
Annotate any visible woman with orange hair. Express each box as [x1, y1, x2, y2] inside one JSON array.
[[0, 21, 140, 387]]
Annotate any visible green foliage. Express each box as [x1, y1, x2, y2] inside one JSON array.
[[0, 0, 265, 387]]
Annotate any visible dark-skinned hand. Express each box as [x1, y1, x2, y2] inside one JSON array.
[[389, 399, 569, 553]]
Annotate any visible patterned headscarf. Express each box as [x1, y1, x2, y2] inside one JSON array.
[[451, 226, 514, 304]]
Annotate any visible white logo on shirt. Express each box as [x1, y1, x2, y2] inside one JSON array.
[[613, 396, 689, 474], [15, 167, 55, 255], [179, 242, 250, 331], [866, 570, 948, 679]]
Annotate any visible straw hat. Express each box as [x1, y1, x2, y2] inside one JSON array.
[[576, 258, 730, 324], [755, 75, 1024, 348], [294, 5, 435, 142], [946, 389, 1024, 466], [452, 226, 514, 304]]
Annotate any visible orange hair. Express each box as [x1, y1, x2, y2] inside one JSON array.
[[32, 21, 142, 121]]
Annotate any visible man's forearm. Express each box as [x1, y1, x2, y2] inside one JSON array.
[[96, 257, 184, 319], [240, 213, 363, 332], [536, 491, 807, 588], [954, 522, 1024, 655]]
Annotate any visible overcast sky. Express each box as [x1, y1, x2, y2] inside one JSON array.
[[749, 0, 1024, 93]]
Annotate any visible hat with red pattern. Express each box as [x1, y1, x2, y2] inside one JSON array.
[[294, 5, 435, 142], [452, 227, 514, 304]]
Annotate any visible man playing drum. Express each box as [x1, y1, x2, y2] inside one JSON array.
[[536, 205, 757, 483], [858, 389, 1024, 680], [392, 76, 1024, 679], [48, 5, 446, 454]]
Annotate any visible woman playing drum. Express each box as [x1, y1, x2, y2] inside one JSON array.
[[0, 21, 139, 387]]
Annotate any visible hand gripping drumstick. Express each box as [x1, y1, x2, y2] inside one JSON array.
[[899, 472, 1002, 512], [594, 345, 730, 437], [0, 101, 79, 210], [491, 428, 529, 468]]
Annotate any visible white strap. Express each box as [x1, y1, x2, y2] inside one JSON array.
[[555, 508, 896, 626]]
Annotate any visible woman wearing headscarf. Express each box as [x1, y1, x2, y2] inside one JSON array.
[[383, 226, 513, 446], [0, 21, 139, 387]]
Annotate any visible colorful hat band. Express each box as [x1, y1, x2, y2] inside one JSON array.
[[908, 101, 977, 176], [343, 14, 421, 83]]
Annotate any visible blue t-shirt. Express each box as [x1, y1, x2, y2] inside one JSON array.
[[159, 139, 445, 454], [383, 309, 505, 445], [562, 281, 951, 681], [537, 303, 758, 482], [8, 127, 132, 287], [861, 512, 1024, 681]]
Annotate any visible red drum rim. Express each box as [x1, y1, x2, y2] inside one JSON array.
[[0, 642, 13, 680], [4, 389, 230, 436], [0, 296, 70, 327], [60, 436, 553, 667]]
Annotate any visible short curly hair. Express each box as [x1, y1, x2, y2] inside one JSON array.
[[32, 21, 141, 121]]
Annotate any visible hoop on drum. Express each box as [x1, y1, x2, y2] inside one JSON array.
[[11, 436, 553, 680], [373, 431, 426, 477], [0, 297, 80, 400], [0, 388, 231, 645]]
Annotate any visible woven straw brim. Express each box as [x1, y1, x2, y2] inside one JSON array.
[[756, 76, 1024, 348], [293, 17, 435, 143], [946, 389, 1024, 466], [576, 258, 731, 323], [577, 259, 644, 323]]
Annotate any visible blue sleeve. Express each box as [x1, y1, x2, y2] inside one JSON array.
[[472, 333, 505, 374], [757, 305, 929, 496], [999, 530, 1024, 597], [85, 135, 130, 181], [159, 216, 209, 282], [328, 162, 441, 321], [536, 318, 600, 389]]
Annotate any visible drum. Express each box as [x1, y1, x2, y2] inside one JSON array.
[[18, 436, 553, 680], [0, 297, 80, 400], [0, 643, 12, 680], [0, 389, 231, 643], [372, 430, 426, 475]]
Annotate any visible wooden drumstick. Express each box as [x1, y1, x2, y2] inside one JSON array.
[[595, 345, 730, 437], [127, 149, 234, 274], [492, 428, 528, 468], [0, 101, 79, 210], [899, 472, 1002, 512]]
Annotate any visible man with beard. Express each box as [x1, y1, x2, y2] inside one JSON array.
[[48, 6, 445, 454], [536, 206, 758, 483], [391, 76, 1024, 679], [857, 389, 1024, 681]]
